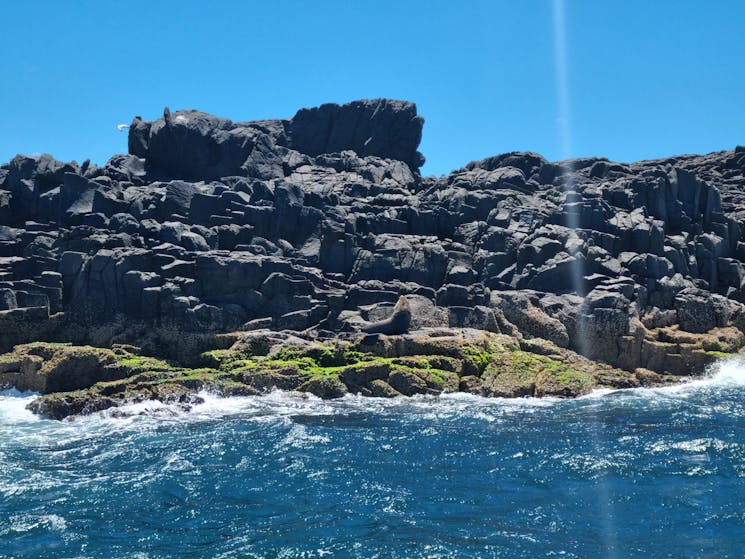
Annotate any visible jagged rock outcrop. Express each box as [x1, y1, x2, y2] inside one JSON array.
[[127, 98, 424, 181], [287, 99, 425, 171], [2, 98, 745, 394]]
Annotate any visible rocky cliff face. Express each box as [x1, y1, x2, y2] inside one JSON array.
[[2, 98, 745, 381]]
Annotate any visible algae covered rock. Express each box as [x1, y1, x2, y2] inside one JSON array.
[[481, 353, 539, 397], [534, 366, 594, 398], [339, 361, 391, 393], [0, 343, 126, 393], [367, 379, 401, 398], [239, 367, 305, 392], [299, 376, 348, 399], [3, 321, 733, 420]]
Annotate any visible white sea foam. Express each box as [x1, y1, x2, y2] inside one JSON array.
[[0, 513, 68, 536], [702, 356, 745, 385], [647, 437, 737, 455], [0, 389, 40, 425], [82, 389, 561, 428], [580, 387, 618, 399], [637, 356, 745, 399], [162, 452, 196, 473], [0, 385, 667, 433], [278, 423, 331, 451]]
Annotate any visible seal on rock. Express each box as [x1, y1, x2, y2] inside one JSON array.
[[362, 296, 412, 335]]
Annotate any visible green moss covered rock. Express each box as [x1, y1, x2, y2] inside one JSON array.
[[3, 327, 683, 420]]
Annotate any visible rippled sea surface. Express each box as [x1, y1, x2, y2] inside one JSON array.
[[2, 361, 745, 559]]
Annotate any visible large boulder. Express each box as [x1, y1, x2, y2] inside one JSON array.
[[128, 99, 426, 182], [674, 288, 730, 333], [287, 99, 425, 171], [128, 109, 271, 181]]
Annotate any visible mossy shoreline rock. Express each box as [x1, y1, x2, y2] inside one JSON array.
[[0, 327, 732, 420]]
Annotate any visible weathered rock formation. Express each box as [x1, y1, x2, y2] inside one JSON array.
[[2, 98, 745, 416]]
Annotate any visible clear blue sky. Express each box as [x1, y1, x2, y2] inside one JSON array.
[[1, 0, 743, 176]]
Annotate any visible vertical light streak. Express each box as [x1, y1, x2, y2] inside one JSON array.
[[551, 2, 619, 556]]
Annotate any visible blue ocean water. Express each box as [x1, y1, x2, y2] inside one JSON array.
[[2, 361, 745, 559]]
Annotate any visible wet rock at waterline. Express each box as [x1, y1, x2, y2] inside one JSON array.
[[5, 333, 671, 420]]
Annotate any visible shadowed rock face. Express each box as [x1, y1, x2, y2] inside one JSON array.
[[1, 98, 745, 380]]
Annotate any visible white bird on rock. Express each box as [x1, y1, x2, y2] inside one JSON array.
[[116, 124, 129, 131]]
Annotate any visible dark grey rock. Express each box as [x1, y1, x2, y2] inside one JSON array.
[[674, 288, 730, 333], [288, 99, 424, 171]]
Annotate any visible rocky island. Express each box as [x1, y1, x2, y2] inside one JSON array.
[[1, 98, 744, 419]]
